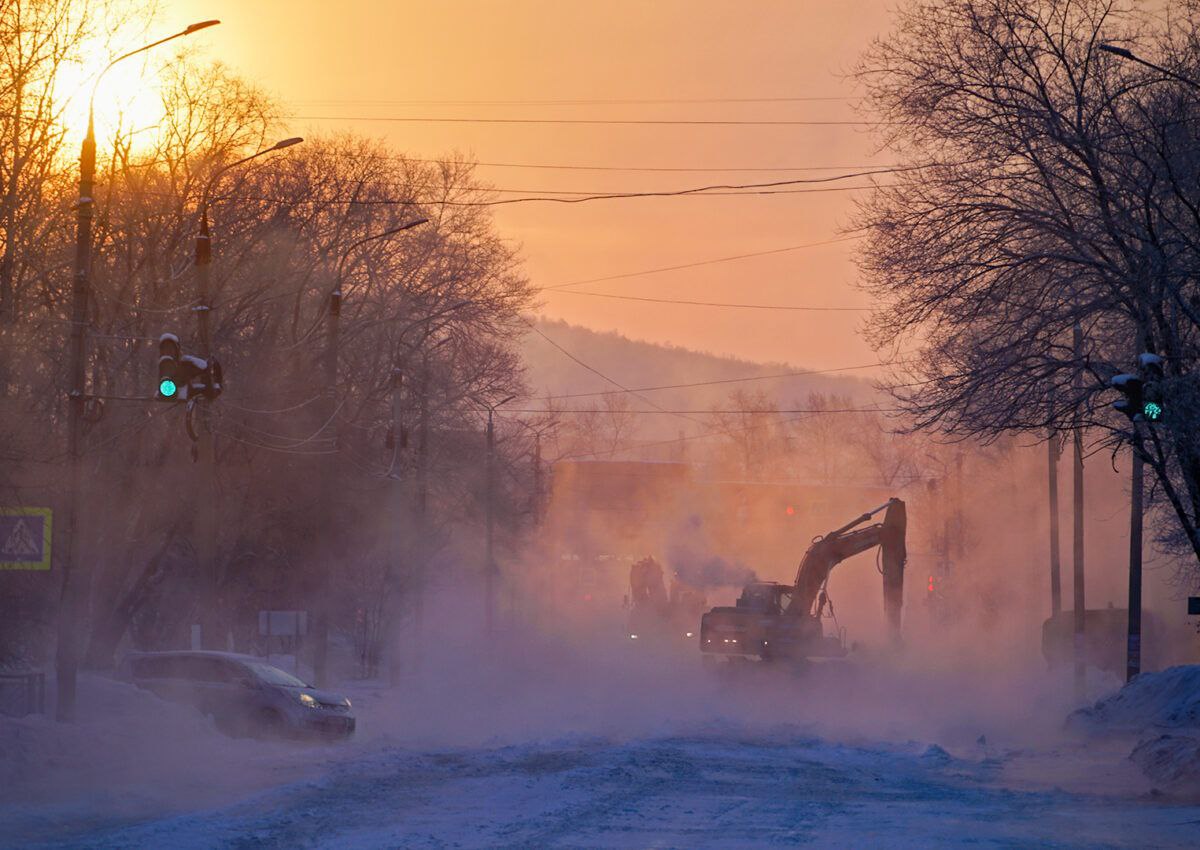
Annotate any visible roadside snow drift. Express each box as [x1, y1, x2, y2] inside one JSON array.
[[1069, 665, 1200, 794]]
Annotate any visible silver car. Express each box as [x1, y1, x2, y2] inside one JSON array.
[[120, 650, 355, 740]]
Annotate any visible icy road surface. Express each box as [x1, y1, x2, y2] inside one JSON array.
[[9, 729, 1200, 848], [5, 640, 1200, 848]]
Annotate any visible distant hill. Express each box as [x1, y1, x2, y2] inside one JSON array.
[[521, 318, 879, 442]]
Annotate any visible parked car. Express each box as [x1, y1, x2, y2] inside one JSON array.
[[119, 650, 355, 741]]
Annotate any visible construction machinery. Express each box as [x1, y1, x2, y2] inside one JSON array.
[[627, 556, 707, 642], [699, 498, 907, 662]]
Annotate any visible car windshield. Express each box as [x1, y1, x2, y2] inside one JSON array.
[[244, 661, 308, 688]]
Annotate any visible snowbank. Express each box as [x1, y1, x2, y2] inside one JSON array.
[[1130, 734, 1200, 793], [1068, 665, 1200, 735], [1067, 665, 1200, 795], [0, 672, 333, 842]]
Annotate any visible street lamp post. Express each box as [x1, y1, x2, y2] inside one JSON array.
[[481, 394, 516, 637], [57, 19, 219, 723], [313, 217, 428, 686], [1098, 43, 1200, 92], [191, 136, 302, 650], [1096, 41, 1196, 682]]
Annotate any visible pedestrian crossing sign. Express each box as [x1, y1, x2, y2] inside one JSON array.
[[0, 508, 52, 570]]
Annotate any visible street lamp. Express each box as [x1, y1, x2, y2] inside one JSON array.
[[195, 136, 305, 356], [188, 136, 303, 657], [58, 19, 219, 724], [479, 393, 516, 636], [313, 216, 428, 687], [1098, 42, 1200, 92]]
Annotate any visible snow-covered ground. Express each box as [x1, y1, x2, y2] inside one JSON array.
[[3, 636, 1200, 848]]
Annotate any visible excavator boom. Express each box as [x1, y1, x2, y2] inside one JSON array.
[[698, 497, 907, 660]]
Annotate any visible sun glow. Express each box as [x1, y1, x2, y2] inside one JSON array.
[[52, 43, 175, 160]]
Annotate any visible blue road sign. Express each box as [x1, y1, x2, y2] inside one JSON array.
[[0, 508, 52, 570]]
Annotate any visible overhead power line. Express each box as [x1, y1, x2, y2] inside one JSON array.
[[549, 291, 870, 311], [523, 319, 704, 427], [289, 115, 890, 127], [290, 96, 859, 106], [436, 159, 887, 173], [545, 362, 889, 400], [540, 235, 865, 291], [513, 406, 891, 415]]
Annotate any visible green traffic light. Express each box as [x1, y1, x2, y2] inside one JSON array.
[[1143, 401, 1163, 421], [159, 378, 178, 398]]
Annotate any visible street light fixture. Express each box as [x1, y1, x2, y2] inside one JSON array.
[[59, 19, 220, 724], [197, 136, 306, 288], [188, 135, 304, 657], [1098, 42, 1200, 92]]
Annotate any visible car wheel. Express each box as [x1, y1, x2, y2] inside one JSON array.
[[255, 708, 286, 740]]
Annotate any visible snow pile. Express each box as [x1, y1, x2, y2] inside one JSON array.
[[0, 672, 324, 839], [1067, 665, 1200, 794], [1067, 665, 1200, 735], [1130, 734, 1200, 793]]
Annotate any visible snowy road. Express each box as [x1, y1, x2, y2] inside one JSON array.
[[6, 641, 1200, 849], [10, 729, 1200, 849]]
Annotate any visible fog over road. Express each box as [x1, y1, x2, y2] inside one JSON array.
[[5, 642, 1200, 849]]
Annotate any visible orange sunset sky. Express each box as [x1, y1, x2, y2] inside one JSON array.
[[166, 0, 898, 371]]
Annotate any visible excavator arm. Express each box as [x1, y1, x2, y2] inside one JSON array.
[[787, 498, 907, 643]]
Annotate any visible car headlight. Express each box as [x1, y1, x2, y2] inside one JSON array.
[[298, 692, 319, 709]]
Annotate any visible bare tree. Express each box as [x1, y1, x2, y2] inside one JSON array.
[[855, 0, 1200, 573]]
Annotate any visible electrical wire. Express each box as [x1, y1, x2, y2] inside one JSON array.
[[540, 235, 864, 291], [213, 430, 338, 455], [508, 406, 890, 414], [549, 291, 870, 311], [523, 319, 707, 428], [415, 158, 888, 173], [289, 114, 891, 127], [545, 362, 892, 399], [222, 394, 325, 415], [290, 96, 860, 106]]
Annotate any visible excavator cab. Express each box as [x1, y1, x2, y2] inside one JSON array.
[[734, 583, 791, 615]]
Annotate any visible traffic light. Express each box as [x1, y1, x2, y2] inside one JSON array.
[[156, 334, 220, 402], [1110, 353, 1165, 423], [1109, 372, 1144, 421], [1138, 353, 1164, 422], [157, 334, 181, 400]]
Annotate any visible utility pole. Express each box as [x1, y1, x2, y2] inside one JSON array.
[[481, 393, 516, 636], [1127, 431, 1144, 682], [1110, 350, 1162, 683], [194, 203, 219, 650], [1072, 322, 1087, 698], [485, 407, 496, 636], [194, 137, 302, 652], [56, 19, 220, 722], [314, 281, 340, 688], [532, 432, 543, 527], [388, 366, 405, 685], [58, 105, 95, 722], [318, 217, 427, 687], [1048, 431, 1062, 615]]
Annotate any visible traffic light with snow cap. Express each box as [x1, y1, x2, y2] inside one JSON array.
[[1138, 352, 1164, 422], [157, 334, 182, 400]]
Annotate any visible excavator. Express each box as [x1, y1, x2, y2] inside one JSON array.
[[699, 498, 907, 662], [627, 556, 706, 642]]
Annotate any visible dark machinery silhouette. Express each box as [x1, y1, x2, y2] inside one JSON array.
[[699, 498, 907, 661]]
